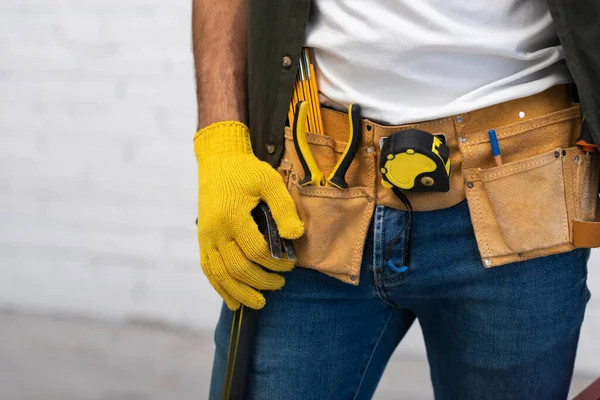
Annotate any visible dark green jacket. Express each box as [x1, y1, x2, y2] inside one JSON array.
[[247, 0, 600, 170]]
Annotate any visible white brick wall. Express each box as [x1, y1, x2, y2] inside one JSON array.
[[0, 0, 599, 375], [0, 0, 222, 328]]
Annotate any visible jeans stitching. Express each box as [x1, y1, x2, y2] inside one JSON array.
[[372, 206, 400, 308], [381, 271, 409, 286], [379, 210, 410, 287], [372, 206, 384, 275], [351, 310, 395, 400], [375, 284, 399, 308]]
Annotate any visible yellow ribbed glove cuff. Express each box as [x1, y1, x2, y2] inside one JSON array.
[[194, 121, 253, 157], [194, 121, 304, 311]]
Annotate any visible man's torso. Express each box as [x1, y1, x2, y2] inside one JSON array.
[[306, 0, 572, 125]]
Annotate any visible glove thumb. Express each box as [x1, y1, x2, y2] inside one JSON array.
[[261, 173, 304, 240]]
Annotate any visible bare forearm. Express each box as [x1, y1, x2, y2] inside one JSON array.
[[192, 0, 248, 129]]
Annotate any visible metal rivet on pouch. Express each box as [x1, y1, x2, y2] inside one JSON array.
[[350, 275, 358, 282], [266, 143, 276, 154], [519, 111, 526, 119], [366, 147, 374, 153], [366, 124, 373, 132], [466, 182, 474, 189], [282, 56, 292, 68], [456, 116, 464, 124], [459, 137, 467, 143], [554, 151, 561, 159], [485, 259, 492, 267], [574, 156, 580, 162]]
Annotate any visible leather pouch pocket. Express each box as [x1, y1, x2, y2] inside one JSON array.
[[460, 104, 596, 266], [565, 148, 600, 222], [289, 181, 375, 283], [479, 149, 570, 254], [465, 146, 599, 265], [279, 128, 377, 284]]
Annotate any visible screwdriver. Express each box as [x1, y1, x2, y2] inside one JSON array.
[[288, 48, 324, 135]]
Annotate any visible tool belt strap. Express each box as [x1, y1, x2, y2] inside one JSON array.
[[573, 207, 600, 248]]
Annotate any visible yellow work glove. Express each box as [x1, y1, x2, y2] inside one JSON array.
[[194, 121, 304, 310]]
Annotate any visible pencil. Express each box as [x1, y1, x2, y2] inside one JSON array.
[[289, 79, 300, 126], [304, 49, 324, 135], [288, 48, 326, 133], [295, 80, 304, 103], [299, 63, 315, 132], [488, 130, 503, 166], [288, 103, 295, 127], [304, 51, 321, 134], [293, 79, 305, 129], [309, 63, 323, 134]]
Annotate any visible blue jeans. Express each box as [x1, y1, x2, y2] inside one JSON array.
[[210, 201, 590, 399]]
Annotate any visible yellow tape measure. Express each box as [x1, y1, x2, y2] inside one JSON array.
[[380, 129, 451, 192]]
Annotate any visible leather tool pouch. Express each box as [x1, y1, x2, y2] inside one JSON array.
[[278, 127, 376, 284], [461, 104, 600, 267]]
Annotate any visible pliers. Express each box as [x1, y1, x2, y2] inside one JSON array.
[[292, 101, 362, 189]]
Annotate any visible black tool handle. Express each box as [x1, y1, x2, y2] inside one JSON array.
[[328, 104, 362, 189]]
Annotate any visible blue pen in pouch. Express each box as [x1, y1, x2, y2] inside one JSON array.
[[487, 129, 503, 167]]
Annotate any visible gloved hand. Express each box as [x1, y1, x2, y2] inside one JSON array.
[[194, 121, 304, 310]]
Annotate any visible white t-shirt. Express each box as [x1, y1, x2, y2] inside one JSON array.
[[305, 0, 572, 125]]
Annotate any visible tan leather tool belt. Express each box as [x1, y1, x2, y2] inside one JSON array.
[[278, 85, 600, 284]]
